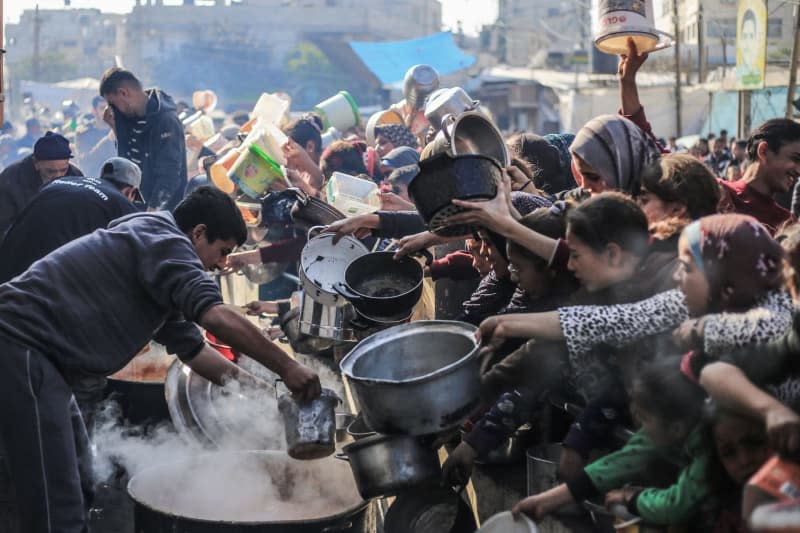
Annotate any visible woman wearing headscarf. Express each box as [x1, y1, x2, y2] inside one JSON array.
[[569, 114, 662, 196], [507, 132, 577, 195], [373, 123, 418, 158]]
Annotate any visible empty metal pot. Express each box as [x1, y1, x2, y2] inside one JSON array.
[[341, 434, 442, 500], [403, 65, 440, 111], [339, 321, 481, 436], [278, 388, 340, 460], [428, 111, 510, 167], [298, 292, 357, 342], [424, 87, 480, 130]]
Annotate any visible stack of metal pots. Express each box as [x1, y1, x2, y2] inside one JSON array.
[[337, 321, 482, 531]]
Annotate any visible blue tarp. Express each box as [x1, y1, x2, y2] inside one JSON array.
[[703, 87, 800, 136], [349, 32, 476, 86]]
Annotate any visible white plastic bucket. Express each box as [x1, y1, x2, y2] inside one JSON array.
[[251, 92, 290, 126], [314, 91, 360, 132], [594, 0, 674, 55]]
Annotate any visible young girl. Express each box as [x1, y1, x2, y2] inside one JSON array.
[[511, 357, 710, 525]]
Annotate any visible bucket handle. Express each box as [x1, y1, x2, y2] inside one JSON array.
[[307, 225, 327, 240], [440, 114, 456, 144], [650, 29, 675, 52]]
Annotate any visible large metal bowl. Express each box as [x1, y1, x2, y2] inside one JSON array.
[[339, 321, 481, 436]]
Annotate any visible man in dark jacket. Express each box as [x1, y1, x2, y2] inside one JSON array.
[[0, 131, 83, 240], [0, 187, 320, 533], [100, 67, 187, 210]]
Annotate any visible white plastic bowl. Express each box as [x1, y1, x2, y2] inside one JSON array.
[[478, 510, 538, 533]]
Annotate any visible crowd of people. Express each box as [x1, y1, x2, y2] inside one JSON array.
[[2, 36, 800, 532]]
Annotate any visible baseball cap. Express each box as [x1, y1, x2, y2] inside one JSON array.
[[380, 146, 420, 170], [101, 157, 143, 202]]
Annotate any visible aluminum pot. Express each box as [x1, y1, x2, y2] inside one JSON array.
[[332, 251, 428, 320], [424, 87, 480, 130], [128, 450, 369, 533], [339, 321, 481, 436], [409, 152, 501, 238], [428, 111, 510, 167], [278, 388, 340, 460], [340, 434, 442, 500], [298, 227, 368, 307], [403, 64, 440, 111], [298, 291, 357, 342]]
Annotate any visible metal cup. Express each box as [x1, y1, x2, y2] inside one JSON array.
[[403, 64, 440, 111]]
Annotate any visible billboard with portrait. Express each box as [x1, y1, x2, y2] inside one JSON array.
[[735, 0, 767, 90]]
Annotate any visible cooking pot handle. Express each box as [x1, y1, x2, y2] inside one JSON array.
[[414, 249, 434, 266], [321, 521, 353, 533], [332, 282, 363, 304], [440, 114, 456, 144], [469, 99, 480, 110]]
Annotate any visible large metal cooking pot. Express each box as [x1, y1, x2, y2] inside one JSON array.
[[298, 291, 357, 342], [289, 188, 347, 230], [403, 65, 440, 111], [340, 434, 442, 500], [428, 111, 510, 167], [339, 321, 481, 436], [409, 152, 501, 238], [424, 87, 480, 131], [128, 450, 370, 532], [332, 251, 427, 321], [299, 227, 368, 307]]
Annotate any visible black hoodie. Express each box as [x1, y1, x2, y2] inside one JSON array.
[[113, 88, 187, 210]]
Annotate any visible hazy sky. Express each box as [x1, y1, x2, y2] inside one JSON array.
[[5, 0, 501, 35]]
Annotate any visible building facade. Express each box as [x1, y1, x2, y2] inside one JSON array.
[[655, 0, 796, 69]]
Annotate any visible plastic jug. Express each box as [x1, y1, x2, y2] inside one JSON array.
[[325, 172, 380, 217], [251, 92, 290, 126], [228, 144, 285, 199], [209, 148, 242, 194]]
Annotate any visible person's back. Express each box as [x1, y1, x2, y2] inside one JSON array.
[[0, 210, 219, 378], [0, 175, 138, 283]]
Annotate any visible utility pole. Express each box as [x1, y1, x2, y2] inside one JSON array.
[[787, 3, 800, 119], [673, 0, 682, 135], [33, 5, 41, 82], [698, 3, 706, 83]]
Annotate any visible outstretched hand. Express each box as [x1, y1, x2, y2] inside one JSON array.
[[618, 37, 648, 83]]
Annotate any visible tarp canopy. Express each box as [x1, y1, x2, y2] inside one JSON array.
[[349, 32, 476, 86]]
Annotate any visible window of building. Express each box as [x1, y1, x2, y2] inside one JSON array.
[[768, 18, 782, 38]]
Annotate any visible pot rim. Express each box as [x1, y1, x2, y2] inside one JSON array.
[[299, 232, 368, 302], [127, 450, 370, 526], [342, 433, 426, 454], [343, 252, 423, 302], [339, 320, 479, 385]]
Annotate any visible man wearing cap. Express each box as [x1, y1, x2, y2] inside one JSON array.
[[0, 157, 141, 284], [0, 131, 83, 240], [100, 66, 187, 211], [379, 145, 420, 179]]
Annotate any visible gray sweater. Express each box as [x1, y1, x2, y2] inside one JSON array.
[[0, 211, 221, 381]]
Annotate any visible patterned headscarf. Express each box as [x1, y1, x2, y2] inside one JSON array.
[[570, 115, 661, 195], [543, 133, 577, 192], [682, 214, 785, 311], [374, 124, 418, 149]]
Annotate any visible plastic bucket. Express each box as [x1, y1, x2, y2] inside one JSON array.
[[594, 0, 673, 55], [314, 91, 360, 131], [228, 144, 285, 199], [325, 171, 380, 217], [209, 148, 241, 194]]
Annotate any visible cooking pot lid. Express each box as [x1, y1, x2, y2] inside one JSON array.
[[300, 233, 368, 294]]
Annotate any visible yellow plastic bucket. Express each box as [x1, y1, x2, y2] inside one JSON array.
[[228, 144, 284, 199]]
